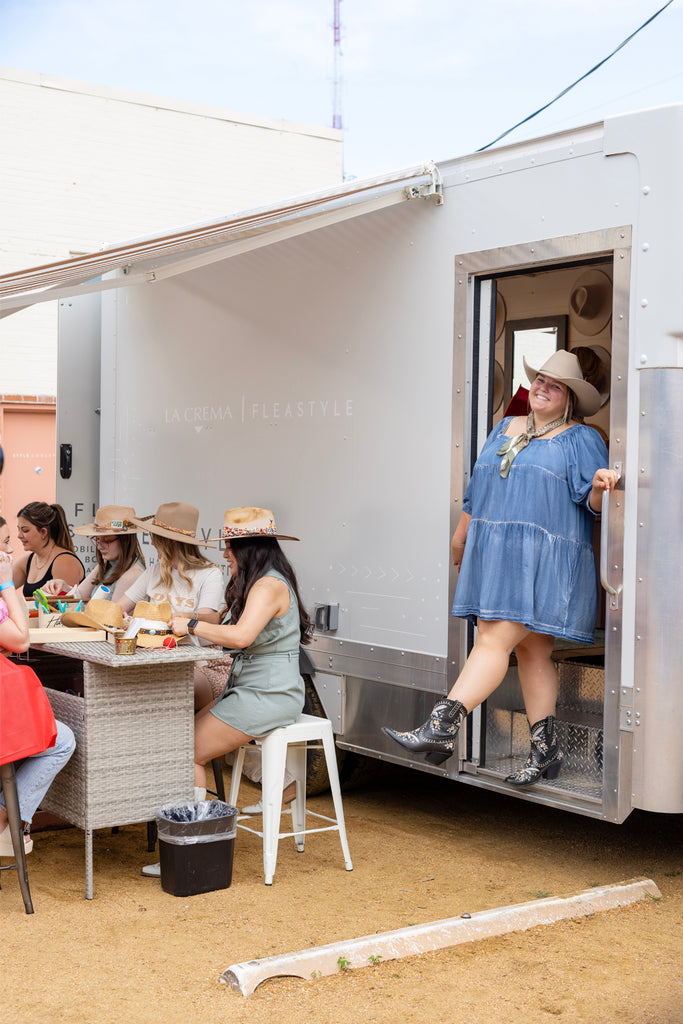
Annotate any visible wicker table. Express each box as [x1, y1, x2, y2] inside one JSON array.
[[25, 641, 223, 899]]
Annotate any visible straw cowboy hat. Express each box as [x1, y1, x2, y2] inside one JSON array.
[[131, 601, 174, 647], [74, 505, 143, 537], [568, 269, 612, 336], [129, 502, 205, 545], [221, 507, 299, 542], [523, 350, 602, 418], [61, 599, 125, 632]]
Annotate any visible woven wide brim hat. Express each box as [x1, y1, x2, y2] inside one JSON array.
[[221, 507, 299, 542], [74, 505, 143, 537], [61, 599, 125, 632], [523, 350, 602, 418], [568, 269, 612, 336], [132, 601, 173, 647], [130, 502, 204, 545]]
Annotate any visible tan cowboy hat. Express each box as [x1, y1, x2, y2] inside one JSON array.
[[129, 502, 205, 545], [495, 292, 507, 342], [131, 601, 174, 647], [568, 269, 612, 336], [74, 505, 143, 537], [523, 350, 602, 418], [221, 507, 299, 542], [571, 344, 611, 409], [492, 360, 504, 413], [61, 599, 125, 632]]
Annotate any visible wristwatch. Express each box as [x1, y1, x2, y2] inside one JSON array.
[[187, 617, 199, 636]]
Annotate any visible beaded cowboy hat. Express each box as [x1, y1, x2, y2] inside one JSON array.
[[523, 350, 602, 418], [221, 507, 299, 542], [74, 505, 143, 537], [61, 599, 125, 632], [129, 502, 205, 545]]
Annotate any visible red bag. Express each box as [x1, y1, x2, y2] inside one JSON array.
[[0, 654, 58, 765]]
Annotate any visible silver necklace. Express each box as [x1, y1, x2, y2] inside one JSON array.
[[496, 412, 567, 478]]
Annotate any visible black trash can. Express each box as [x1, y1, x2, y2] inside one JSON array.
[[156, 800, 238, 897]]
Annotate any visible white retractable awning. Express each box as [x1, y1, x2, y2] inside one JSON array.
[[0, 161, 443, 317]]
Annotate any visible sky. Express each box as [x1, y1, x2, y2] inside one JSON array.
[[1, 0, 683, 179]]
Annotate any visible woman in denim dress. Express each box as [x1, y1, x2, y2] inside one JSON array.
[[384, 351, 619, 786]]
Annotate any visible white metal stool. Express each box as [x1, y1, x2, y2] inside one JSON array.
[[228, 713, 353, 885]]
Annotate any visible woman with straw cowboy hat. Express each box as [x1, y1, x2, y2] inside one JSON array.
[[174, 508, 312, 799], [119, 500, 224, 665], [140, 507, 311, 878], [42, 505, 146, 603], [384, 349, 619, 787]]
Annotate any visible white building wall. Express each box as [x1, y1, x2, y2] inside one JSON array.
[[0, 66, 343, 395]]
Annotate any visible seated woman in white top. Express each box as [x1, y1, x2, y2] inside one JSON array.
[[122, 503, 224, 705], [43, 505, 145, 603]]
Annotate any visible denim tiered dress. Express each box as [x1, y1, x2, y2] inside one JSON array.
[[452, 418, 608, 643], [210, 570, 305, 737]]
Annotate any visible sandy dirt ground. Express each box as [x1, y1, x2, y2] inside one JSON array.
[[1, 762, 681, 1024]]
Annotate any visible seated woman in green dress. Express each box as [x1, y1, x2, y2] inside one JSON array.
[[172, 506, 313, 798]]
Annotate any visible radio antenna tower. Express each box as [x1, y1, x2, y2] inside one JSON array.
[[332, 0, 342, 131]]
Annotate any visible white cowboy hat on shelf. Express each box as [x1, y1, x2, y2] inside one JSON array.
[[568, 269, 612, 336]]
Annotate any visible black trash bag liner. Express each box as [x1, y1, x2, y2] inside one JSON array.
[[157, 800, 238, 845]]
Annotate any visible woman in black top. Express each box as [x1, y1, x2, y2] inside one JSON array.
[[12, 502, 84, 598]]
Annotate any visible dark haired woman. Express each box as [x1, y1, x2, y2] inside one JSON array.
[[12, 502, 85, 598], [42, 504, 145, 602], [172, 506, 312, 798], [383, 350, 619, 786]]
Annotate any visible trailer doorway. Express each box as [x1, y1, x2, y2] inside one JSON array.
[[450, 229, 630, 820]]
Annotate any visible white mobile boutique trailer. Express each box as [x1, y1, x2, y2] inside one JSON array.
[[2, 104, 681, 823]]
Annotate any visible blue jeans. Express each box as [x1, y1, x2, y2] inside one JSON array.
[[0, 721, 76, 825]]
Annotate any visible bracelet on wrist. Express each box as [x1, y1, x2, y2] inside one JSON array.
[[0, 581, 15, 592]]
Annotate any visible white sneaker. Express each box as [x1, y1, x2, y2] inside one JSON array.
[[241, 778, 297, 815], [240, 799, 264, 815], [0, 823, 33, 857], [141, 862, 161, 877]]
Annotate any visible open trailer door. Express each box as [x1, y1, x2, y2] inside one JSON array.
[[449, 227, 632, 821], [56, 292, 102, 550]]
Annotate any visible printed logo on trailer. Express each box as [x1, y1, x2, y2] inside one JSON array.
[[163, 396, 353, 432]]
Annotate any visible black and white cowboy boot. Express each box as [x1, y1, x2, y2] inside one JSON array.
[[505, 715, 563, 786], [382, 698, 467, 766]]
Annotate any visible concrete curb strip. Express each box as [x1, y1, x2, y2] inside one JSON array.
[[220, 877, 661, 996]]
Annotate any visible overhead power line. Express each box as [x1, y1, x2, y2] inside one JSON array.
[[477, 0, 677, 152]]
